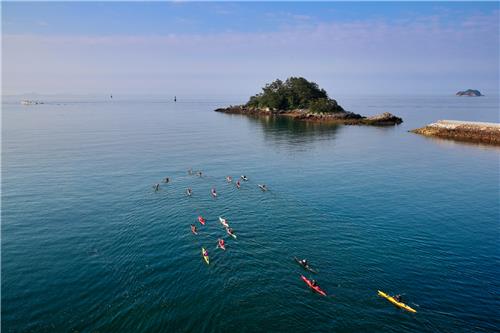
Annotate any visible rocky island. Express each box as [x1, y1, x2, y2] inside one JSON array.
[[215, 77, 402, 126], [411, 120, 500, 146], [456, 89, 483, 96]]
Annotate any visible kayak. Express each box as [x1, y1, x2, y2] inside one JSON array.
[[198, 216, 206, 225], [378, 291, 416, 313], [241, 175, 248, 181], [294, 257, 317, 273], [191, 225, 198, 235], [211, 189, 217, 197], [202, 247, 209, 265], [186, 189, 192, 196], [219, 217, 229, 228], [226, 228, 237, 239], [218, 239, 226, 250], [226, 176, 232, 183], [258, 184, 267, 191], [236, 182, 241, 189], [301, 275, 326, 296]]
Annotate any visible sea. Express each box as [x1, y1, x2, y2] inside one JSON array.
[[2, 94, 499, 332]]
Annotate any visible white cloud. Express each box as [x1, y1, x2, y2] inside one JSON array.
[[3, 12, 498, 95]]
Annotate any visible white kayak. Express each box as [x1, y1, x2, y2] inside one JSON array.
[[219, 217, 229, 228]]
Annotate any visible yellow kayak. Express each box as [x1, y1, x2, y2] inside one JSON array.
[[202, 247, 209, 265], [378, 290, 416, 313]]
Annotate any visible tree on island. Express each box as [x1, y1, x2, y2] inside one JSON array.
[[246, 77, 345, 113]]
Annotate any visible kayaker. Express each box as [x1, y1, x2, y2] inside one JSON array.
[[203, 249, 208, 257], [191, 224, 197, 233], [163, 177, 170, 183], [154, 183, 160, 191], [197, 171, 202, 177], [227, 227, 234, 235], [188, 168, 193, 175], [300, 259, 309, 267], [218, 239, 225, 248], [187, 188, 192, 196], [311, 279, 318, 287], [394, 294, 403, 302], [236, 180, 241, 188]]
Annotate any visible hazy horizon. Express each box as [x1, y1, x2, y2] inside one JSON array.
[[3, 2, 499, 96]]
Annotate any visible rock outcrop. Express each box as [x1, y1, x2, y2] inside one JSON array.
[[214, 107, 402, 126], [364, 112, 404, 126]]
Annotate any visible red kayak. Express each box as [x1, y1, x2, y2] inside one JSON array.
[[301, 275, 327, 296], [198, 216, 206, 225], [217, 239, 226, 250]]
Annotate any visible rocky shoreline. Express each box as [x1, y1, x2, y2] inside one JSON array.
[[411, 120, 500, 146], [214, 106, 403, 126]]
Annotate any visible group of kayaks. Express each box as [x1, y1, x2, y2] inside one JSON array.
[[156, 172, 268, 197], [294, 257, 417, 313], [182, 171, 268, 268], [194, 215, 236, 265], [294, 257, 328, 296], [192, 215, 236, 238], [162, 170, 416, 314]]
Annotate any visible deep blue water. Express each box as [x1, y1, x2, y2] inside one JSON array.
[[2, 95, 499, 332]]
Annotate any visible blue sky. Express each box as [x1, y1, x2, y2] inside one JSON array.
[[3, 2, 499, 96]]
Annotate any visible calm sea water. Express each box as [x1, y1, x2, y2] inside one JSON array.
[[2, 95, 499, 332]]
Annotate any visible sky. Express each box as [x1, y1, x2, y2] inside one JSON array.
[[2, 2, 499, 96]]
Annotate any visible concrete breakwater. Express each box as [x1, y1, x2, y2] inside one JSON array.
[[411, 120, 500, 146]]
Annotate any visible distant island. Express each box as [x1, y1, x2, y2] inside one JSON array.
[[215, 77, 402, 126], [411, 120, 500, 146], [456, 89, 483, 97]]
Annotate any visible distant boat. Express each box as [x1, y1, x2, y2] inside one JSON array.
[[110, 94, 113, 99], [174, 96, 177, 102], [21, 100, 42, 105]]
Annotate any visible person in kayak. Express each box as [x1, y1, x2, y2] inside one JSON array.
[[203, 248, 208, 257], [197, 171, 202, 177], [188, 168, 193, 175], [311, 279, 318, 287], [227, 227, 234, 235], [163, 177, 170, 183], [218, 239, 225, 248], [300, 259, 309, 267], [236, 180, 241, 188], [191, 224, 197, 233], [186, 188, 192, 196], [394, 294, 403, 302], [153, 183, 160, 191]]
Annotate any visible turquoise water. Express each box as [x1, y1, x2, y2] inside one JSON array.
[[2, 95, 499, 332]]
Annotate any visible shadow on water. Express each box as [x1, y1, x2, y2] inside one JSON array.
[[409, 131, 500, 151], [235, 114, 342, 149]]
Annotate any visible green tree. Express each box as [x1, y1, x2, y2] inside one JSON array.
[[245, 77, 343, 112], [308, 98, 343, 113]]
